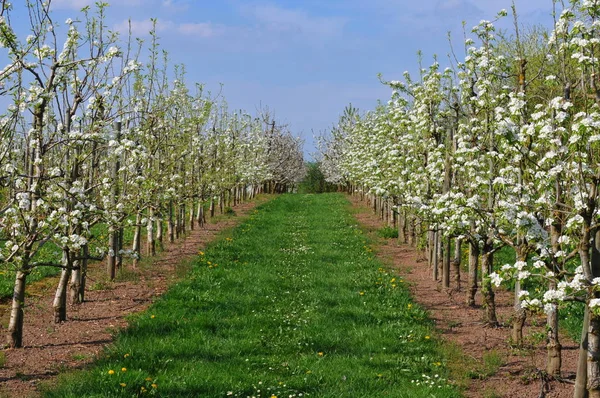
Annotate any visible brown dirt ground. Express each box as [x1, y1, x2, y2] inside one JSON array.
[[0, 198, 265, 398], [348, 195, 578, 398]]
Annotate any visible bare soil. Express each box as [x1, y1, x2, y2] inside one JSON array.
[[349, 195, 577, 398], [0, 199, 263, 398]]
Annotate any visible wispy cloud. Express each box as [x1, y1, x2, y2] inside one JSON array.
[[178, 22, 220, 38], [161, 0, 190, 12], [114, 19, 223, 39], [51, 0, 94, 10], [53, 0, 150, 10], [245, 4, 347, 38], [114, 19, 174, 37]]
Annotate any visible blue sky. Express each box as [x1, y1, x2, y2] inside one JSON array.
[[38, 0, 552, 157]]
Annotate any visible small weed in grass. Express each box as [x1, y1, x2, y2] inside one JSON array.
[[89, 281, 111, 291], [224, 206, 236, 216], [115, 268, 138, 283], [0, 350, 6, 367], [71, 353, 89, 362], [467, 350, 504, 380], [377, 226, 398, 239]]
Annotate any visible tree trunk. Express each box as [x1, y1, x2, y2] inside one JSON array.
[[69, 256, 81, 305], [575, 308, 590, 398], [107, 225, 117, 279], [53, 250, 71, 323], [481, 238, 498, 327], [7, 270, 28, 348], [69, 245, 87, 304], [589, 311, 600, 396], [453, 238, 462, 290], [132, 211, 142, 268], [196, 200, 204, 228], [189, 200, 195, 231], [442, 236, 451, 289], [398, 207, 405, 244], [147, 207, 156, 257], [546, 283, 561, 377], [156, 216, 163, 245], [168, 200, 175, 243], [467, 239, 478, 307], [512, 278, 526, 346], [432, 230, 439, 281], [512, 250, 528, 347]]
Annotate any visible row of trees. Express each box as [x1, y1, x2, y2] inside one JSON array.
[[0, 1, 304, 349], [320, 1, 600, 396]]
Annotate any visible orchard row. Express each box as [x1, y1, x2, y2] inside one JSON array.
[[0, 2, 304, 349], [321, 1, 600, 396]]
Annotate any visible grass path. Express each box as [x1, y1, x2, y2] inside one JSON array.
[[44, 194, 460, 398]]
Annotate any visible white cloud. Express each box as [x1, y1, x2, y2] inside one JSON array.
[[52, 0, 144, 10], [162, 0, 190, 12], [114, 19, 174, 37], [246, 4, 347, 38], [178, 23, 219, 38], [51, 0, 93, 10], [114, 19, 223, 39]]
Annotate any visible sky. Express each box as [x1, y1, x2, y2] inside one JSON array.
[[17, 0, 555, 158]]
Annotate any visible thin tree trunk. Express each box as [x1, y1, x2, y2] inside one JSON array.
[[467, 239, 478, 307], [575, 308, 590, 398], [7, 269, 28, 348], [398, 207, 405, 244], [589, 311, 600, 396], [433, 230, 439, 281], [189, 200, 195, 231], [53, 250, 71, 323], [512, 250, 528, 346], [147, 207, 156, 257], [453, 238, 462, 290], [132, 211, 142, 268], [69, 254, 81, 305], [546, 280, 561, 377], [107, 225, 116, 279], [481, 238, 498, 327], [156, 216, 163, 245], [70, 245, 88, 304], [168, 200, 175, 243], [442, 236, 451, 289]]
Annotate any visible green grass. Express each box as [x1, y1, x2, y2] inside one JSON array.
[[43, 193, 461, 398]]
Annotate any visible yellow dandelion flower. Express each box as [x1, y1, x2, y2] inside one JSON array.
[[108, 369, 115, 375], [140, 386, 147, 393], [391, 278, 396, 283], [119, 383, 126, 387], [151, 314, 155, 319], [407, 304, 412, 309], [123, 353, 130, 358], [121, 367, 127, 372], [317, 352, 324, 357], [151, 383, 158, 389], [425, 335, 430, 340], [199, 251, 204, 255], [359, 291, 365, 296], [145, 377, 153, 381], [434, 362, 442, 366], [270, 395, 278, 398]]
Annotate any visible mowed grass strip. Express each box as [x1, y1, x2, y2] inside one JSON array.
[[44, 193, 460, 398]]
